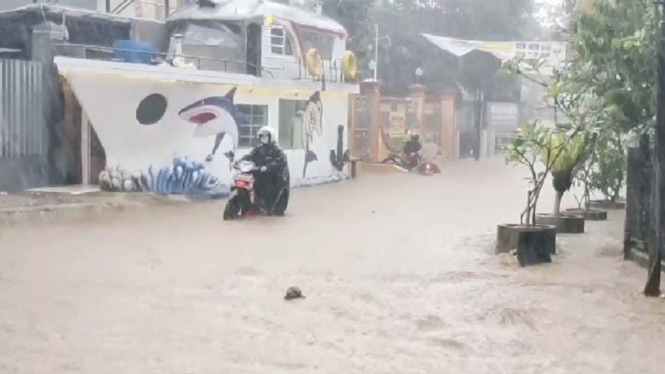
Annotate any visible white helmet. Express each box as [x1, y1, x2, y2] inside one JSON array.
[[257, 126, 276, 144]]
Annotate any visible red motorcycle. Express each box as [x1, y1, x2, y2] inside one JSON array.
[[382, 152, 421, 171], [417, 160, 441, 176], [223, 161, 259, 220]]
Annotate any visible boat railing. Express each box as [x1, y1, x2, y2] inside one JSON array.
[[52, 43, 274, 78], [259, 55, 359, 84], [52, 43, 362, 84], [292, 56, 357, 84]]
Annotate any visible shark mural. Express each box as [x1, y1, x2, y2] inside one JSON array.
[[99, 87, 245, 196], [178, 87, 248, 164], [295, 91, 324, 178]]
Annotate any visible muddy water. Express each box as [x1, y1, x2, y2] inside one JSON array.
[[1, 158, 664, 374]]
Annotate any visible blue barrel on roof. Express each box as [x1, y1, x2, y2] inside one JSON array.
[[113, 40, 155, 64]]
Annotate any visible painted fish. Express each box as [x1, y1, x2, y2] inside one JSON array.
[[298, 91, 323, 178]]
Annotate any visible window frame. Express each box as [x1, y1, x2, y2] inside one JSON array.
[[269, 26, 294, 56], [236, 104, 268, 149]]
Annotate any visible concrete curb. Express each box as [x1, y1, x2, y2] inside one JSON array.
[[0, 202, 143, 225], [0, 177, 349, 225]]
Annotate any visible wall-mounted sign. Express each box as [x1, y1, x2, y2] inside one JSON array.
[[389, 111, 406, 137], [488, 102, 519, 129]]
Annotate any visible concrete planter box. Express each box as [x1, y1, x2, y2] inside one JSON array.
[[496, 224, 556, 267], [536, 213, 585, 234], [589, 199, 625, 210], [564, 208, 608, 221]]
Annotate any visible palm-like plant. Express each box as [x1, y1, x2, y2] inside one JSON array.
[[541, 132, 594, 217]]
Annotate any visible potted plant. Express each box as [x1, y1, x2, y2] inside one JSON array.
[[497, 121, 557, 266], [535, 131, 594, 233]]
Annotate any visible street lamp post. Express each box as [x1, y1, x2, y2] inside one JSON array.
[[374, 24, 379, 81], [368, 60, 377, 81], [415, 67, 424, 84]]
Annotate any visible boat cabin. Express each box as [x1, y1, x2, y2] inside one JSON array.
[[165, 0, 351, 81], [0, 0, 355, 82]]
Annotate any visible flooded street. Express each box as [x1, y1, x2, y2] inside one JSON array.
[[1, 158, 664, 374]]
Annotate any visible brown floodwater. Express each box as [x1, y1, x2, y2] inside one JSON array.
[[1, 158, 663, 374]]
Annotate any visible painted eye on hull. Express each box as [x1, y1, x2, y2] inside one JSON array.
[[136, 94, 168, 125]]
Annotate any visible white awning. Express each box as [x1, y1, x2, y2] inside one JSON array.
[[422, 33, 567, 76]]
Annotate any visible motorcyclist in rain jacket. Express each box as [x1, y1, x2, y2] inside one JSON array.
[[403, 132, 422, 155], [239, 126, 290, 215], [402, 132, 422, 170]]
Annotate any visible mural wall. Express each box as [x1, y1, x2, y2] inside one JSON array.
[[64, 69, 350, 196]]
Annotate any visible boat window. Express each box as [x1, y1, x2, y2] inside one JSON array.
[[237, 105, 268, 148], [269, 27, 294, 56], [182, 24, 242, 48], [300, 29, 335, 59], [173, 22, 246, 72]]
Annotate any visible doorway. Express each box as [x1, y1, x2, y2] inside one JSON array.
[[246, 23, 262, 76]]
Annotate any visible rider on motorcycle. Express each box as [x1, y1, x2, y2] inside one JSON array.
[[238, 126, 290, 215], [402, 131, 422, 169], [403, 131, 422, 155]]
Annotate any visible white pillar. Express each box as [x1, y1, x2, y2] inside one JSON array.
[[81, 110, 91, 185]]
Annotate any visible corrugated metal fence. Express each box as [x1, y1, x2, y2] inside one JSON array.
[[0, 59, 48, 159]]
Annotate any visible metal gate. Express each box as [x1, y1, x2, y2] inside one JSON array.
[[379, 97, 420, 153], [423, 100, 442, 146], [350, 94, 371, 161]]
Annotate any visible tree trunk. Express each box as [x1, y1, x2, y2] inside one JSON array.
[[645, 2, 664, 297], [553, 190, 564, 217]]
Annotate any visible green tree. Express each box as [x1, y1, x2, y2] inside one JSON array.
[[321, 0, 377, 69], [573, 0, 656, 133], [566, 0, 656, 203], [589, 131, 625, 202]]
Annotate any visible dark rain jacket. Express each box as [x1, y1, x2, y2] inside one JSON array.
[[241, 142, 290, 214]]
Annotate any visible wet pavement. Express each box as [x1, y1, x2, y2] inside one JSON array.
[[0, 158, 664, 374]]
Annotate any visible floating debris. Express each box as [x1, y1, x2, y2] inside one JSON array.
[[284, 287, 305, 300]]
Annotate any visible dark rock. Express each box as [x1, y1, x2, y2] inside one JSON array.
[[284, 287, 305, 300]]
